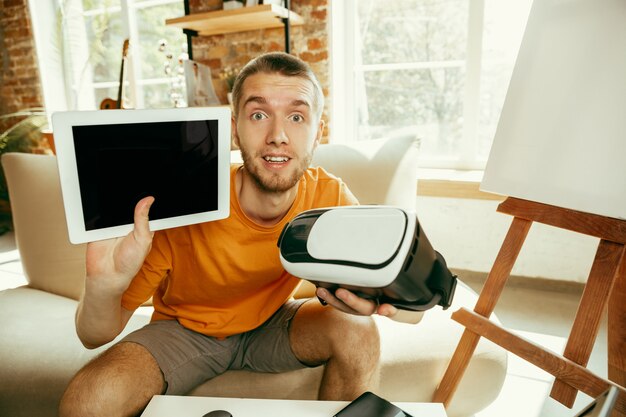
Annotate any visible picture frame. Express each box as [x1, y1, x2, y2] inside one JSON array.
[[184, 60, 220, 107]]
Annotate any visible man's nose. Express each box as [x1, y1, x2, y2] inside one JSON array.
[[267, 118, 289, 145]]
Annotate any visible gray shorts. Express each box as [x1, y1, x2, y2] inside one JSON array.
[[120, 298, 310, 395]]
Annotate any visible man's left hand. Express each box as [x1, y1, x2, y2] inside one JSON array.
[[316, 287, 398, 318]]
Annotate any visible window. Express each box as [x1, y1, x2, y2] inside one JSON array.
[[331, 0, 533, 170], [30, 0, 186, 112]]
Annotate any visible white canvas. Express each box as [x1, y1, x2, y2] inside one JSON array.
[[481, 0, 626, 220]]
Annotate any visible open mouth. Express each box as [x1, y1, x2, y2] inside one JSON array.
[[263, 155, 290, 164]]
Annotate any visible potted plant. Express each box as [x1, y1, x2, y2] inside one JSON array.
[[220, 67, 240, 105]]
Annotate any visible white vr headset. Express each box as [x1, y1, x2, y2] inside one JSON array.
[[278, 206, 457, 311]]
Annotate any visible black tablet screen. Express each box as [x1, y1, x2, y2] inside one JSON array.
[[73, 119, 219, 231]]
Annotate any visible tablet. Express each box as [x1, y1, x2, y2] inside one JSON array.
[[52, 107, 231, 244]]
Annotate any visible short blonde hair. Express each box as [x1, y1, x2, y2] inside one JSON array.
[[231, 52, 324, 120]]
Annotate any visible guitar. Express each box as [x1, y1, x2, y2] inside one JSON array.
[[100, 39, 130, 110]]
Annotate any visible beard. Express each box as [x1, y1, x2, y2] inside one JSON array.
[[240, 148, 313, 193]]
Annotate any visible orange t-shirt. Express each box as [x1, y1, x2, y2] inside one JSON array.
[[121, 164, 358, 338]]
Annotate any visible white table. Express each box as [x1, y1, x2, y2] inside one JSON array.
[[141, 395, 447, 417]]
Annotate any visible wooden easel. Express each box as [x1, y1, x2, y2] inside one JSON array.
[[432, 197, 626, 416]]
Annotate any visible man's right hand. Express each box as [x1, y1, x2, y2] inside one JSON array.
[[76, 196, 155, 349], [85, 196, 155, 295]]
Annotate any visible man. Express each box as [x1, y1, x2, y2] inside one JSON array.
[[59, 52, 399, 417]]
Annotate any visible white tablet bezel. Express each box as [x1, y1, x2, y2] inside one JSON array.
[[52, 107, 231, 244]]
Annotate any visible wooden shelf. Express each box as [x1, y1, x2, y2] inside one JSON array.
[[165, 4, 304, 36]]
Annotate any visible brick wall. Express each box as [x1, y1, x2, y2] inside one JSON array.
[[0, 0, 44, 132], [188, 0, 331, 139]]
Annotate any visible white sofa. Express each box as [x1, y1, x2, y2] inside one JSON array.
[[0, 134, 507, 417]]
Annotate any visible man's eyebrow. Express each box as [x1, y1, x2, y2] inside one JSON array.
[[242, 96, 311, 109], [243, 96, 267, 107], [290, 99, 311, 109]]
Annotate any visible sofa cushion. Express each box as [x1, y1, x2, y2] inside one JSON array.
[[0, 286, 152, 417], [311, 133, 419, 209], [2, 153, 86, 300]]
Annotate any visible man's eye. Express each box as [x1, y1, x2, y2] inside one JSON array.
[[290, 114, 304, 123], [251, 112, 266, 121]]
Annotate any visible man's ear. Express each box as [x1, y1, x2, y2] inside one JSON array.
[[231, 116, 240, 149], [313, 119, 325, 151]]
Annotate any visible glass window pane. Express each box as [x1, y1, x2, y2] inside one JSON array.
[[82, 0, 120, 12], [359, 67, 465, 159], [142, 82, 178, 109], [135, 2, 187, 80], [357, 0, 468, 65], [84, 10, 124, 83]]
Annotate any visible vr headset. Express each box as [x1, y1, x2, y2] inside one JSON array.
[[277, 206, 457, 311]]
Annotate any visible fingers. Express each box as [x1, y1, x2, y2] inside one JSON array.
[[316, 287, 399, 318], [317, 288, 360, 315], [316, 287, 396, 317], [376, 303, 399, 318], [333, 288, 376, 315], [133, 196, 155, 242]]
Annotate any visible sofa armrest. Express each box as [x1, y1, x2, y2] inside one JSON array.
[[2, 153, 86, 300]]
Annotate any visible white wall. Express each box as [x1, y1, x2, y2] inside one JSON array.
[[416, 196, 599, 283]]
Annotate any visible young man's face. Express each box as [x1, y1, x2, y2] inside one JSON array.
[[233, 72, 324, 193]]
